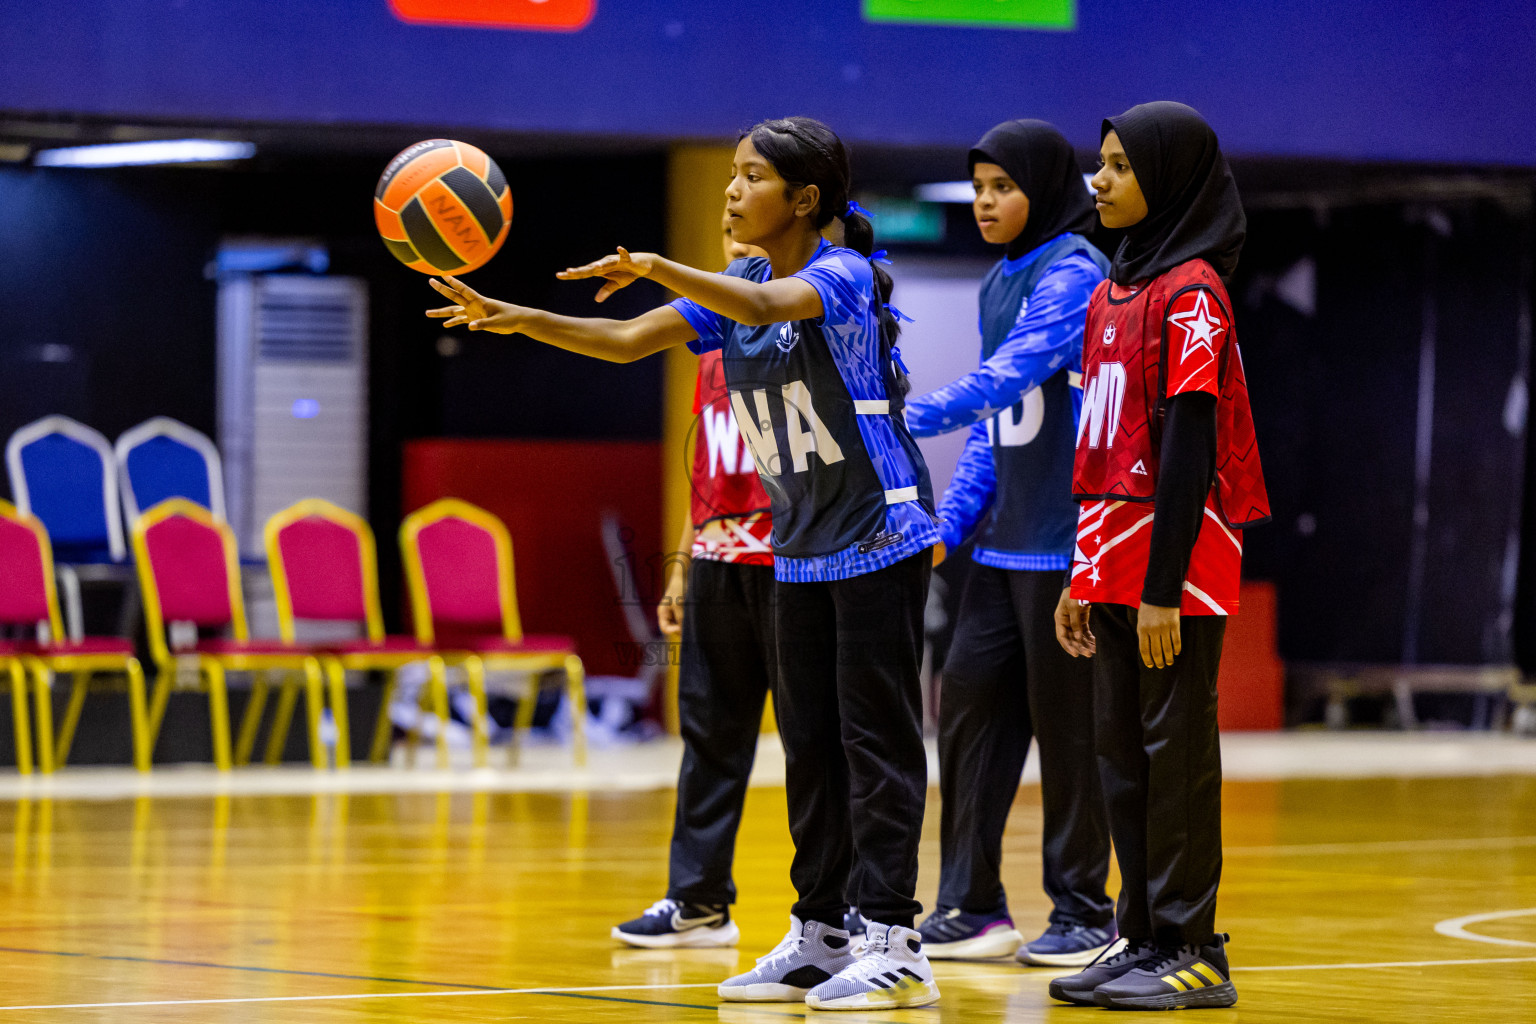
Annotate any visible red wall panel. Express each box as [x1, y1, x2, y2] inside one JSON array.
[[403, 439, 662, 678], [1217, 582, 1285, 731]]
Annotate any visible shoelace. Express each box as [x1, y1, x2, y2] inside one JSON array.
[[1086, 938, 1145, 970], [754, 929, 804, 967], [840, 938, 897, 982], [1134, 944, 1194, 975], [642, 898, 681, 917]]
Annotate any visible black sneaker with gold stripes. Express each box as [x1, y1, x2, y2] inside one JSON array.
[[1093, 933, 1238, 1010]]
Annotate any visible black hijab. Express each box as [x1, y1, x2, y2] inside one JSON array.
[[1101, 101, 1245, 285], [969, 119, 1096, 260], [1099, 102, 1241, 287]]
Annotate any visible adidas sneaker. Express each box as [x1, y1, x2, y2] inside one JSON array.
[[1016, 918, 1118, 966], [1092, 933, 1238, 1010], [804, 922, 940, 1011], [718, 916, 857, 1001], [611, 898, 739, 949], [917, 905, 1023, 959]]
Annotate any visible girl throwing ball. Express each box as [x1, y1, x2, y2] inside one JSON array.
[[427, 117, 942, 1012]]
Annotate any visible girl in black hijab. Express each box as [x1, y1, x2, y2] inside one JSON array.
[[1053, 101, 1267, 1011], [904, 120, 1117, 967]]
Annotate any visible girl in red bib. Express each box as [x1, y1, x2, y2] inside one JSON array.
[[1051, 101, 1268, 1011]]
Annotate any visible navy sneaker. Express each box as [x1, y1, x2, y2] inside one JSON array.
[[611, 898, 740, 948], [1016, 918, 1119, 966], [1046, 937, 1148, 1006], [1093, 933, 1238, 1010], [916, 905, 1024, 959]]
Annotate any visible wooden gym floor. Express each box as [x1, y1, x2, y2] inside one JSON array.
[[0, 743, 1532, 1021]]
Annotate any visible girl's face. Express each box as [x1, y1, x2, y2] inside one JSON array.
[[724, 137, 820, 247], [1091, 131, 1148, 230], [972, 162, 1030, 246], [721, 211, 765, 263]]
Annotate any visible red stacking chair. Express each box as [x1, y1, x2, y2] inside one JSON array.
[[400, 498, 586, 767], [265, 498, 452, 768], [0, 499, 149, 773], [131, 498, 331, 771]]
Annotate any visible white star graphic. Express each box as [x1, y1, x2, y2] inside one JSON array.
[[1166, 289, 1226, 364], [1089, 565, 1101, 583]]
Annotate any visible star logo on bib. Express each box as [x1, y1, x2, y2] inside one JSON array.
[[1102, 323, 1116, 345], [1167, 289, 1226, 362]]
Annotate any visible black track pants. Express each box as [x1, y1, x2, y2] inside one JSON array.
[[774, 551, 932, 931], [666, 559, 778, 906], [1091, 602, 1226, 947], [935, 565, 1112, 926]]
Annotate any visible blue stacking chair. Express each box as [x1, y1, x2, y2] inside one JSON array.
[[6, 416, 129, 640], [115, 417, 227, 530]]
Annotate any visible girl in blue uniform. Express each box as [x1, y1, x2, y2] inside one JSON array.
[[426, 117, 941, 1012], [904, 120, 1116, 967]]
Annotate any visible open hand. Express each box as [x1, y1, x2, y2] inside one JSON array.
[[426, 275, 521, 333], [556, 247, 656, 303], [656, 565, 687, 638], [1136, 601, 1181, 669], [1055, 588, 1096, 658]]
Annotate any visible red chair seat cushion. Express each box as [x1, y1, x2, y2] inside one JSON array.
[[327, 637, 434, 655], [453, 634, 575, 656], [194, 639, 319, 657], [0, 637, 136, 657]]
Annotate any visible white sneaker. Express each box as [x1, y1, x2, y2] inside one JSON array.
[[718, 916, 858, 1002], [804, 922, 940, 1010], [611, 897, 740, 949]]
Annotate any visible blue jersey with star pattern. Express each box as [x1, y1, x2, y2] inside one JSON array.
[[906, 233, 1108, 569], [671, 241, 938, 582]]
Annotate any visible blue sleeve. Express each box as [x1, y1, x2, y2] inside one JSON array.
[[672, 297, 724, 354], [935, 422, 996, 551], [905, 254, 1102, 437], [793, 247, 873, 332]]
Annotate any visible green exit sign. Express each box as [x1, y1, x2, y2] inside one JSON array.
[[863, 0, 1076, 30]]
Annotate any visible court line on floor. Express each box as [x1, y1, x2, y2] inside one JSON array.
[[1433, 908, 1536, 948], [1224, 835, 1536, 857], [0, 944, 503, 991], [0, 982, 727, 1013], [1233, 955, 1536, 971], [7, 956, 1536, 1011]]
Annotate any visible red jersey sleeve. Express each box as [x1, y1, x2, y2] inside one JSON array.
[[1162, 286, 1229, 398]]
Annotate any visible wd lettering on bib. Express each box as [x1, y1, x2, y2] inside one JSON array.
[[985, 388, 1045, 448], [1078, 361, 1127, 449]]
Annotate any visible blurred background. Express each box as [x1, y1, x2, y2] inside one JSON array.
[[2, 0, 1533, 758]]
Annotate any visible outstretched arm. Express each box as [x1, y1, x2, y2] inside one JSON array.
[[557, 248, 824, 326], [427, 275, 696, 363], [906, 256, 1100, 437]]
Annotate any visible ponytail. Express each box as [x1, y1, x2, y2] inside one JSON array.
[[838, 207, 908, 397]]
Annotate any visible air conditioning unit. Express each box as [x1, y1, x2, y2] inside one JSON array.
[[218, 271, 369, 559]]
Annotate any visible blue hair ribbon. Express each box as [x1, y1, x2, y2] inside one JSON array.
[[846, 199, 874, 219], [869, 249, 893, 265], [891, 345, 911, 376], [884, 303, 914, 324]]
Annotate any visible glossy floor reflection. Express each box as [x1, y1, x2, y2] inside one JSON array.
[[0, 771, 1533, 1020]]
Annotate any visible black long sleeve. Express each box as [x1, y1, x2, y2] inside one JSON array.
[[1141, 391, 1217, 607]]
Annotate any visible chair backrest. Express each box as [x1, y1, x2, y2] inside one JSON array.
[[5, 415, 125, 563], [265, 499, 382, 642], [399, 498, 522, 645], [131, 498, 246, 664], [0, 500, 65, 638], [115, 416, 227, 527]]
